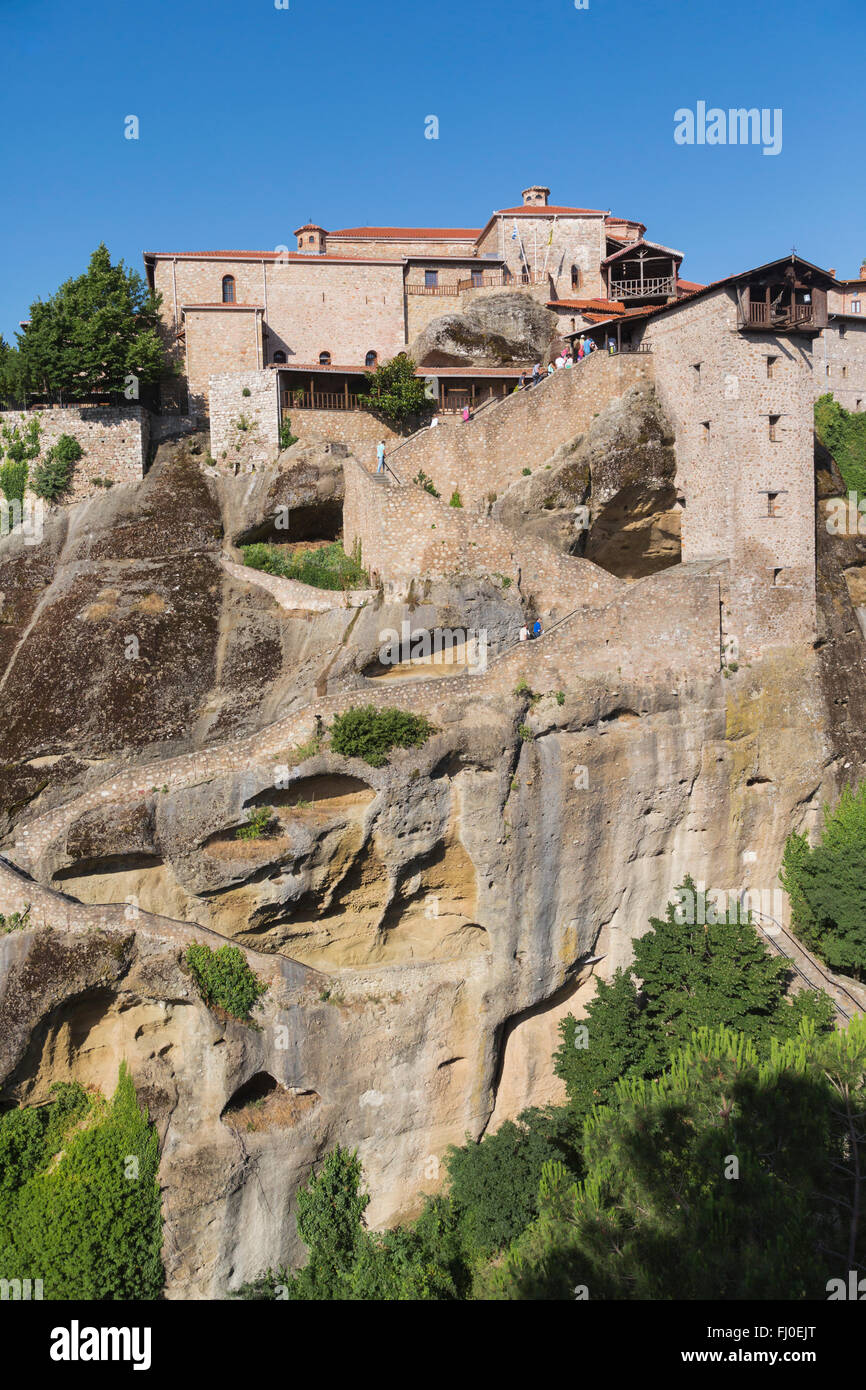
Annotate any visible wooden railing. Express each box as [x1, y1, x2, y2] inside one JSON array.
[[609, 276, 676, 299], [405, 283, 462, 296], [742, 302, 815, 329], [282, 392, 360, 412]]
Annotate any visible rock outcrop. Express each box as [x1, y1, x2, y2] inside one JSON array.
[[409, 292, 557, 367]]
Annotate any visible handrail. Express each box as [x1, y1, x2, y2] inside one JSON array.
[[747, 903, 862, 1022]]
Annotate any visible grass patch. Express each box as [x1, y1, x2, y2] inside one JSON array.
[[242, 541, 369, 592]]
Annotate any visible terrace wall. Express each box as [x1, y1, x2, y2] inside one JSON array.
[[0, 406, 148, 502]]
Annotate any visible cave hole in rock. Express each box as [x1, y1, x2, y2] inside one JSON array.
[[576, 482, 682, 581], [221, 1071, 320, 1130], [363, 627, 478, 681], [234, 500, 343, 547], [53, 852, 162, 881], [245, 773, 375, 815]]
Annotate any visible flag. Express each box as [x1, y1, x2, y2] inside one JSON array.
[[511, 220, 518, 242], [548, 225, 554, 246]]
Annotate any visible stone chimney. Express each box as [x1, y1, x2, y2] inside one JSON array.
[[829, 268, 836, 279], [521, 186, 550, 207], [294, 223, 326, 254], [861, 261, 866, 280]]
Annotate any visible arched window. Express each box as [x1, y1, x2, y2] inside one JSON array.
[[365, 350, 378, 368], [318, 351, 331, 366], [571, 265, 581, 292], [273, 350, 287, 363], [222, 275, 236, 304], [309, 235, 315, 245]]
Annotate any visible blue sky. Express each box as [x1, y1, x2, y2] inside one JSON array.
[[0, 0, 863, 340]]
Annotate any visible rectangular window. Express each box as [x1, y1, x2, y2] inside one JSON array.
[[692, 363, 702, 386], [826, 363, 832, 376], [852, 300, 862, 313], [425, 269, 439, 288], [701, 420, 710, 444], [766, 355, 779, 379], [471, 270, 483, 287], [766, 491, 785, 518], [769, 414, 781, 441]]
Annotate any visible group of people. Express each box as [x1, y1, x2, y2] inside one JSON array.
[[519, 619, 544, 642], [514, 335, 615, 392]]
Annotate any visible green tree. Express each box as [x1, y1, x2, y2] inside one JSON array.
[[555, 877, 834, 1119], [486, 1021, 866, 1301], [18, 244, 165, 400], [358, 352, 431, 429], [329, 705, 435, 766], [0, 337, 26, 408], [782, 782, 866, 978]]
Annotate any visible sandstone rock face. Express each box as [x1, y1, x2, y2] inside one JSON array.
[[1, 423, 865, 1299], [409, 293, 558, 367]]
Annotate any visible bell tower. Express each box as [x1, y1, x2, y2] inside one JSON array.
[[521, 186, 550, 207]]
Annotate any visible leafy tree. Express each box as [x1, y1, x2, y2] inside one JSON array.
[[486, 1021, 866, 1301], [18, 243, 165, 400], [0, 1066, 163, 1299], [358, 352, 431, 428], [31, 433, 83, 501], [184, 942, 268, 1021], [0, 337, 26, 408], [815, 392, 866, 497], [782, 782, 866, 978], [330, 705, 435, 766], [443, 1107, 582, 1260], [555, 877, 834, 1120]]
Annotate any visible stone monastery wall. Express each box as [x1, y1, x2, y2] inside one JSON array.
[[390, 352, 654, 504], [0, 406, 148, 502], [342, 455, 622, 617]]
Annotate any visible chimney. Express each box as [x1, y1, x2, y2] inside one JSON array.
[[521, 185, 550, 207], [828, 268, 836, 279], [861, 261, 866, 280]]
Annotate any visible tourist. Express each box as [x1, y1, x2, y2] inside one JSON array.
[[532, 362, 542, 386], [429, 415, 439, 428], [461, 405, 470, 423], [376, 440, 386, 473], [588, 338, 597, 354], [565, 353, 574, 368], [578, 335, 587, 357], [518, 372, 527, 390], [607, 336, 617, 354], [532, 618, 543, 639], [547, 362, 555, 377], [519, 623, 529, 642], [576, 342, 585, 360]]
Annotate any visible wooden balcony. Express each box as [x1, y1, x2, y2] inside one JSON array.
[[609, 276, 676, 300], [405, 282, 462, 296], [457, 270, 550, 292], [740, 301, 816, 331], [282, 391, 360, 412]]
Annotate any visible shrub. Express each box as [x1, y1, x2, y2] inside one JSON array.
[[279, 417, 299, 450], [236, 806, 275, 841], [449, 490, 463, 508], [0, 1066, 163, 1299], [815, 393, 866, 498], [413, 469, 440, 497], [522, 467, 532, 476], [185, 942, 268, 1021], [242, 540, 368, 592], [0, 460, 28, 502], [518, 723, 534, 741], [0, 905, 31, 933], [242, 386, 251, 397], [0, 416, 41, 466], [31, 434, 83, 500], [330, 705, 435, 767]]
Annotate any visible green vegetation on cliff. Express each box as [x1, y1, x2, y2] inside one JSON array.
[[815, 392, 866, 496], [357, 352, 431, 428], [330, 705, 435, 767], [239, 883, 852, 1301], [242, 540, 368, 591], [782, 781, 866, 979], [185, 942, 268, 1022], [0, 1065, 163, 1299]]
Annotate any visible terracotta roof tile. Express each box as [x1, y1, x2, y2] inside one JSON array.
[[327, 226, 481, 239]]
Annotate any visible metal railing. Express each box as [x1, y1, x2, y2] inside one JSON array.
[[748, 903, 863, 1023]]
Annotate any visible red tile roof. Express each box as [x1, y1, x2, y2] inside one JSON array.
[[145, 250, 404, 265], [676, 279, 706, 294], [327, 226, 481, 239], [548, 297, 627, 314]]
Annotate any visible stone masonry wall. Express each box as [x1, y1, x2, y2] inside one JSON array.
[[637, 288, 817, 654], [342, 456, 622, 617], [389, 352, 654, 504], [0, 407, 148, 503], [475, 214, 607, 300], [209, 370, 280, 470]]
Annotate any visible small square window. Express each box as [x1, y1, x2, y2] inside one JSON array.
[[766, 491, 785, 518], [769, 414, 781, 441], [701, 420, 710, 444], [692, 363, 702, 385], [852, 300, 862, 314], [425, 269, 439, 288]]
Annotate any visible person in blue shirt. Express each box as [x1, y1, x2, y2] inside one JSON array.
[[532, 618, 543, 639], [376, 441, 385, 473]]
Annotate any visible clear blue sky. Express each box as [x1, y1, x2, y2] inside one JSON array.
[[0, 0, 863, 340]]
